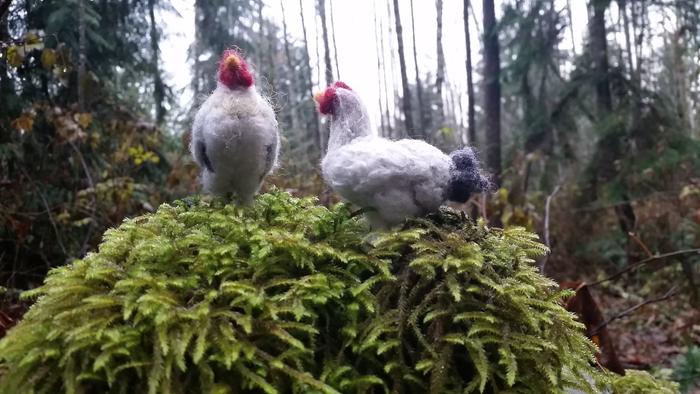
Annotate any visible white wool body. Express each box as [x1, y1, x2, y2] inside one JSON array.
[[321, 88, 452, 228], [190, 83, 280, 203], [322, 136, 452, 227]]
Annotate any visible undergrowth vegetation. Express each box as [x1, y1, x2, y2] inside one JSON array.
[[0, 191, 677, 393]]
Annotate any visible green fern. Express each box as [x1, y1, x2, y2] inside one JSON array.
[[0, 190, 676, 393]]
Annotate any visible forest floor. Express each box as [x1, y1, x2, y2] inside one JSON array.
[[602, 290, 699, 369]]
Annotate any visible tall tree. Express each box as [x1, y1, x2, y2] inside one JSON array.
[[299, 0, 322, 155], [148, 0, 165, 124], [280, 0, 298, 131], [373, 3, 386, 137], [435, 0, 446, 132], [588, 0, 637, 259], [77, 0, 86, 111], [393, 0, 417, 137], [589, 0, 612, 115], [317, 0, 333, 86], [483, 0, 501, 186], [379, 1, 394, 138], [409, 0, 427, 131], [0, 1, 14, 113], [463, 0, 476, 146], [386, 0, 399, 136], [567, 0, 577, 55], [329, 0, 341, 79], [257, 0, 265, 75]]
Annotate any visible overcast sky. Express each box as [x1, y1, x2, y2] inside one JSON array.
[[161, 0, 590, 131]]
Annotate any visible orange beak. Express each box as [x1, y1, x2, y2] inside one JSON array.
[[223, 53, 241, 68], [313, 90, 324, 103]]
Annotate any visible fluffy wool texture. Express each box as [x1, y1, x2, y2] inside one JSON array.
[[190, 50, 279, 203], [318, 83, 489, 228]]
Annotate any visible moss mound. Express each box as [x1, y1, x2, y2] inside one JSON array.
[[0, 191, 676, 393]]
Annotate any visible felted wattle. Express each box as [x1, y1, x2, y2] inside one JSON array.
[[0, 191, 677, 393], [217, 49, 254, 89], [318, 82, 488, 227], [191, 49, 279, 202]]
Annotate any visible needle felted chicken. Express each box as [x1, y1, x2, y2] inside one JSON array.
[[316, 81, 490, 228], [190, 49, 280, 203]]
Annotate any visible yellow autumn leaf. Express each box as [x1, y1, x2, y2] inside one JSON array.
[[7, 46, 24, 67], [24, 30, 42, 45], [74, 112, 93, 129], [41, 48, 56, 70], [11, 113, 35, 133]]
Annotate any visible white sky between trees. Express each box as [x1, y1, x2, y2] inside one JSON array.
[[160, 0, 591, 136]]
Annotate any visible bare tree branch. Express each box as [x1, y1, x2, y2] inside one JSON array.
[[539, 184, 561, 273], [588, 248, 700, 287], [589, 285, 680, 337]]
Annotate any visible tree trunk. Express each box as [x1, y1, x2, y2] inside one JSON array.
[[482, 0, 501, 186], [192, 0, 202, 96], [386, 0, 399, 138], [392, 0, 417, 137], [257, 0, 265, 75], [589, 0, 612, 115], [280, 0, 298, 131], [77, 0, 86, 111], [313, 3, 321, 84], [148, 0, 165, 125], [588, 0, 637, 261], [463, 0, 476, 146], [566, 0, 577, 55], [373, 4, 386, 137], [299, 0, 322, 156], [379, 3, 393, 138], [435, 0, 446, 133], [410, 0, 427, 131], [0, 3, 14, 115], [317, 0, 333, 86], [329, 0, 340, 79]]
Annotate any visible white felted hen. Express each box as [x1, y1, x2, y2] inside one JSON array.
[[190, 49, 279, 203], [316, 81, 489, 228]]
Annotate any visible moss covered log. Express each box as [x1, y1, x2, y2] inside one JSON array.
[[0, 191, 677, 393]]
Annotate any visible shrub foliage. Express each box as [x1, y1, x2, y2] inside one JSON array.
[[0, 191, 676, 393]]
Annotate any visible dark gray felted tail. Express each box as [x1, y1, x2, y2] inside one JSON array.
[[446, 147, 491, 203]]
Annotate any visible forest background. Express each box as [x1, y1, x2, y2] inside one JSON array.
[[1, 0, 700, 390]]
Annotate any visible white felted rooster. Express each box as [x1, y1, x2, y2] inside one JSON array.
[[190, 49, 279, 203], [315, 81, 490, 228]]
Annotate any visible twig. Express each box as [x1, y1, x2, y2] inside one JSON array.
[[539, 184, 561, 273], [628, 231, 653, 259], [589, 285, 680, 337], [67, 139, 97, 257], [18, 166, 68, 258], [588, 248, 700, 287]]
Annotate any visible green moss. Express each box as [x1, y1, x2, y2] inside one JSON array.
[[611, 370, 678, 394], [0, 191, 676, 393]]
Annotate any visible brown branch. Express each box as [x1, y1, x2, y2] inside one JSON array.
[[540, 184, 561, 273], [589, 285, 680, 337], [17, 166, 68, 258], [628, 232, 653, 259], [588, 248, 700, 287], [67, 139, 97, 257]]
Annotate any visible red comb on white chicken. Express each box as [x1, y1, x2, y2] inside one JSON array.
[[190, 49, 280, 203], [316, 81, 489, 228]]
